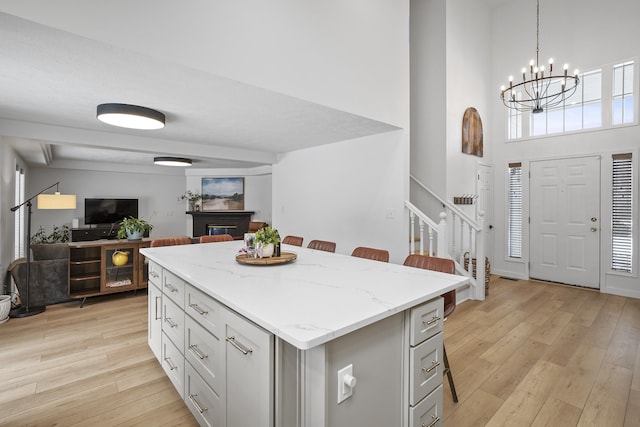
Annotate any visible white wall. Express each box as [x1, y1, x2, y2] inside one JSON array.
[[410, 0, 492, 217], [28, 168, 187, 239], [410, 0, 447, 198], [445, 0, 492, 202], [273, 130, 409, 264], [490, 0, 640, 297]]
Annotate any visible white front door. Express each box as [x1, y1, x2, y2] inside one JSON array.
[[529, 156, 600, 288]]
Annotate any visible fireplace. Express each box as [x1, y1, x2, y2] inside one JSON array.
[[188, 211, 254, 239]]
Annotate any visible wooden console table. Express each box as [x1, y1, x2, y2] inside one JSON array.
[[68, 239, 151, 306]]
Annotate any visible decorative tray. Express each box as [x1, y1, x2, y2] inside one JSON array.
[[235, 251, 297, 266]]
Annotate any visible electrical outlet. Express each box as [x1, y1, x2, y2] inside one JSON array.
[[337, 364, 357, 403]]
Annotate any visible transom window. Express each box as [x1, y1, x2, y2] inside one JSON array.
[[507, 59, 636, 140]]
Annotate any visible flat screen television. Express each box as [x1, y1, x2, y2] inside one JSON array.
[[84, 198, 139, 225]]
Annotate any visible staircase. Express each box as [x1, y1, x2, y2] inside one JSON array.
[[407, 175, 487, 301]]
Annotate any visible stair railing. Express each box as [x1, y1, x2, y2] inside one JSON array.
[[407, 175, 486, 300]]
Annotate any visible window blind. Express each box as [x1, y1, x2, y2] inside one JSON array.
[[508, 162, 523, 258], [611, 153, 633, 273]]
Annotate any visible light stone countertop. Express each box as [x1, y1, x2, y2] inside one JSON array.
[[141, 241, 469, 350]]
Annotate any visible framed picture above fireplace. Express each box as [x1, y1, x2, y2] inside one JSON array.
[[202, 177, 245, 211]]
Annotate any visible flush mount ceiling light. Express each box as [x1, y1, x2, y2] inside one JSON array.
[[97, 103, 165, 130], [154, 156, 192, 167], [500, 0, 580, 114]]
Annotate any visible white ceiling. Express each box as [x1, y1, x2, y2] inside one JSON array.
[[0, 10, 399, 172]]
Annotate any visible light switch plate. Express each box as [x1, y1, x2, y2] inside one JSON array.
[[337, 364, 354, 403]]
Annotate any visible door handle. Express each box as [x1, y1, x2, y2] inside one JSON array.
[[591, 227, 597, 232]]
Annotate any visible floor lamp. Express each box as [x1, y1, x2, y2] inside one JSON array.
[[10, 182, 76, 318]]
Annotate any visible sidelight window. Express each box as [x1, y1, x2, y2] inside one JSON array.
[[507, 162, 523, 259], [611, 153, 633, 273]]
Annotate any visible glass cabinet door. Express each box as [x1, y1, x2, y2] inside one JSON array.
[[102, 245, 136, 292]]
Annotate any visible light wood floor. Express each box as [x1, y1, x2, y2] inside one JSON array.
[[0, 279, 638, 426], [443, 277, 640, 427], [0, 292, 199, 427]]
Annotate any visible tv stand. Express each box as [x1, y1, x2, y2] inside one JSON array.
[[72, 226, 119, 242]]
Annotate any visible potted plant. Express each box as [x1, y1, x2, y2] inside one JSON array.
[[254, 226, 280, 258], [30, 225, 70, 260], [178, 190, 203, 211], [117, 217, 153, 240]]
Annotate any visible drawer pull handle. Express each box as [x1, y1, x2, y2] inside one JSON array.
[[226, 336, 253, 355], [164, 357, 177, 371], [165, 317, 178, 328], [164, 283, 178, 293], [189, 303, 208, 315], [155, 296, 162, 320], [423, 316, 441, 326], [150, 271, 159, 278], [189, 393, 208, 414], [422, 416, 440, 427], [189, 344, 208, 360], [422, 361, 440, 374]]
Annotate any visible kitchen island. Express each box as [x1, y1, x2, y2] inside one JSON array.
[[141, 241, 468, 427]]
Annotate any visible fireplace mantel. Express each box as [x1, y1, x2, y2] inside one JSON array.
[[187, 211, 254, 239]]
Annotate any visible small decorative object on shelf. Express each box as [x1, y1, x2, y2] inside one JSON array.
[[117, 217, 153, 240], [111, 250, 129, 266], [453, 195, 478, 205], [178, 190, 203, 212], [254, 226, 280, 258]]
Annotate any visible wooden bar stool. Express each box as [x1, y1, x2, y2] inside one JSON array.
[[351, 246, 389, 262], [307, 240, 336, 253]]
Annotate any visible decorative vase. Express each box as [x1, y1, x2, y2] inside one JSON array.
[[111, 250, 129, 266], [256, 242, 275, 258], [126, 229, 144, 241]]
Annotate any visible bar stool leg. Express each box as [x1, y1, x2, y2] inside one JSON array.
[[443, 343, 459, 402]]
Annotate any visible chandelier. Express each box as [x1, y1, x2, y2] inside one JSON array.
[[500, 0, 580, 114]]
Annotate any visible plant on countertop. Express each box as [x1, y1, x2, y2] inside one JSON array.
[[117, 217, 153, 240], [254, 226, 280, 245], [31, 225, 70, 244]]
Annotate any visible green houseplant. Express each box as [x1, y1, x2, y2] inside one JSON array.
[[117, 217, 153, 240], [30, 225, 70, 260], [254, 226, 280, 258]]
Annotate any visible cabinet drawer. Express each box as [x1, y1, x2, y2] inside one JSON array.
[[185, 362, 225, 427], [409, 384, 443, 427], [410, 297, 444, 346], [163, 269, 186, 307], [162, 297, 185, 351], [186, 285, 223, 336], [409, 332, 443, 406], [185, 315, 225, 393], [225, 309, 274, 427], [148, 261, 162, 287], [162, 332, 184, 398]]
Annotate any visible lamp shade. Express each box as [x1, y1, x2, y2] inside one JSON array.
[[97, 103, 165, 130], [37, 192, 77, 209], [154, 156, 192, 167]]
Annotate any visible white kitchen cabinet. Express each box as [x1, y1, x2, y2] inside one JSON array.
[[224, 308, 274, 427], [147, 280, 162, 360]]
